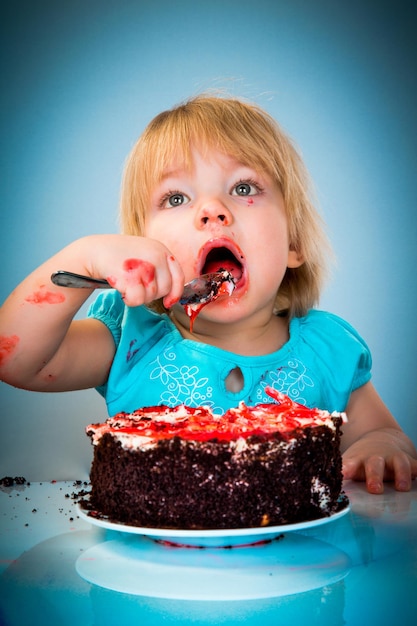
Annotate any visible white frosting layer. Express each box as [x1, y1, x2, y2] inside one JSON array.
[[86, 387, 347, 452]]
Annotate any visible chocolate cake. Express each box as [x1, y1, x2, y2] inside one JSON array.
[[85, 387, 347, 529]]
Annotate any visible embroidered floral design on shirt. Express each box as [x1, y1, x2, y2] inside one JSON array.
[[149, 351, 314, 413], [257, 358, 314, 406], [150, 350, 222, 411]]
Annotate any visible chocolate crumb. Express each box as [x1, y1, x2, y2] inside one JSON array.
[[1, 476, 19, 487]]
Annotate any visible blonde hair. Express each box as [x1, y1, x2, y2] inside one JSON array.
[[120, 95, 331, 317]]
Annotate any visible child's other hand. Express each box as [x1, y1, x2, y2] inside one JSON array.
[[90, 235, 185, 308], [342, 430, 417, 494], [341, 382, 417, 494]]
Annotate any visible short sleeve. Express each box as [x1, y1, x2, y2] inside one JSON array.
[[296, 310, 373, 411], [87, 290, 125, 348], [328, 314, 372, 391]]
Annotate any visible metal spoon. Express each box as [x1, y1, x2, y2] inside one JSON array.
[[50, 270, 235, 306]]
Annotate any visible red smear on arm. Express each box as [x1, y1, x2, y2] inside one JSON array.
[[25, 285, 65, 305], [122, 259, 155, 287], [0, 334, 19, 366]]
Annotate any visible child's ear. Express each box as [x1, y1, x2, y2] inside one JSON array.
[[287, 248, 304, 268]]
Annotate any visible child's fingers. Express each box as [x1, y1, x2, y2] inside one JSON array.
[[342, 455, 363, 481], [107, 252, 185, 308], [343, 451, 416, 494], [364, 455, 385, 494], [162, 255, 185, 309], [392, 454, 414, 491], [343, 452, 386, 493]]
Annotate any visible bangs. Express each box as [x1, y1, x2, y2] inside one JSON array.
[[137, 98, 284, 202]]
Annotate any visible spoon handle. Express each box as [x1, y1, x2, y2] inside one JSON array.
[[51, 271, 111, 289]]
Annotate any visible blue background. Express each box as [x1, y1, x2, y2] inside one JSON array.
[[1, 0, 416, 479]]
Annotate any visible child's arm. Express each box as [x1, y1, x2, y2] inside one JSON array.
[[341, 381, 417, 493], [0, 235, 184, 392]]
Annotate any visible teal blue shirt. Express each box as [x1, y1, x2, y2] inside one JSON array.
[[88, 291, 372, 416]]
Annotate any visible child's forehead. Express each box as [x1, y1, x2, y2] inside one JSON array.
[[156, 145, 258, 181]]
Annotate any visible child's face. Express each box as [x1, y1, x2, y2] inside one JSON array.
[[145, 147, 302, 325]]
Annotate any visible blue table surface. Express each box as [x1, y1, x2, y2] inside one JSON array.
[[1, 479, 416, 625]]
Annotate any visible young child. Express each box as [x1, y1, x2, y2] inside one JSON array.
[[1, 95, 416, 495]]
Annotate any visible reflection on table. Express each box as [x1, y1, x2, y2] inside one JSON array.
[[0, 480, 416, 625]]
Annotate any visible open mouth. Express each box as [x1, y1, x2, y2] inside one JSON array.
[[199, 241, 244, 284]]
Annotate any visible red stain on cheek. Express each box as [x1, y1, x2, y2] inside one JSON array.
[[247, 198, 254, 205], [25, 285, 65, 305], [0, 334, 20, 366], [122, 259, 155, 287]]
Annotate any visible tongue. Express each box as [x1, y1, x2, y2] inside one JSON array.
[[203, 259, 242, 281]]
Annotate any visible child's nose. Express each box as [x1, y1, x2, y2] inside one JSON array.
[[196, 199, 232, 228]]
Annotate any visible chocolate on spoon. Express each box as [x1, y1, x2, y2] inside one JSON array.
[[179, 269, 236, 332]]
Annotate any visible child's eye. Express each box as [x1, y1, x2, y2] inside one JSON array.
[[159, 191, 190, 209], [231, 180, 262, 197]]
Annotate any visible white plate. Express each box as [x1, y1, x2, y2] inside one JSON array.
[[78, 503, 350, 548], [76, 531, 351, 600]]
